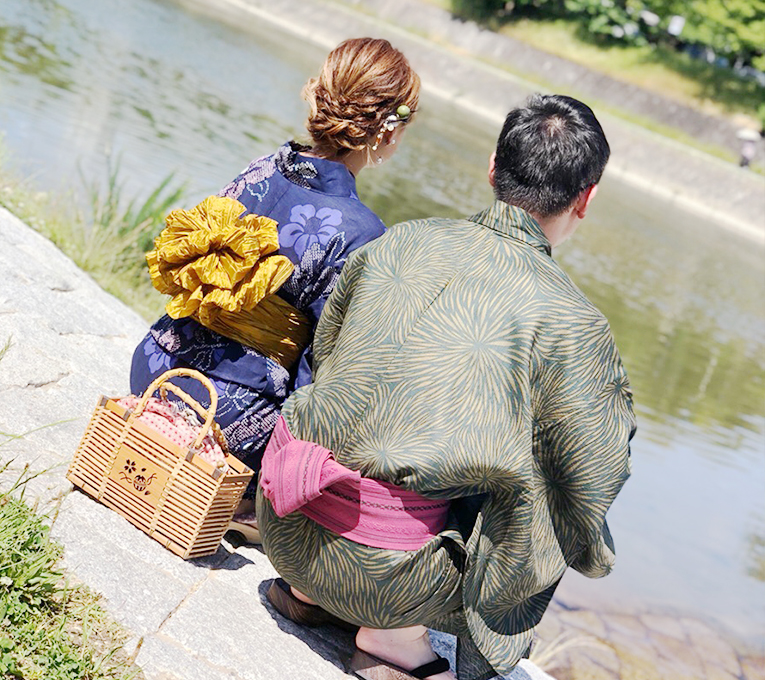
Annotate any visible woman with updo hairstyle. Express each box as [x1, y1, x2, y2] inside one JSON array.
[[130, 37, 420, 542], [302, 37, 420, 169]]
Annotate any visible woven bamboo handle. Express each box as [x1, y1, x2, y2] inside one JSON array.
[[159, 383, 230, 455], [135, 368, 219, 451]]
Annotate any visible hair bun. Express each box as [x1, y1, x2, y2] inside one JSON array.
[[302, 38, 420, 157]]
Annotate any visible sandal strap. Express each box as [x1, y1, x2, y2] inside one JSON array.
[[411, 656, 450, 678]]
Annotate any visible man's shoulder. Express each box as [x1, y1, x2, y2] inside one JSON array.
[[543, 267, 609, 322], [505, 252, 609, 340], [390, 214, 474, 233], [373, 215, 480, 248]]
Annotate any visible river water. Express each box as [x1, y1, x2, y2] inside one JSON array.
[[2, 0, 764, 653]]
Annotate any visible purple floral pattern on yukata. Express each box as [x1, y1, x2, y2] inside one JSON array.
[[143, 336, 176, 373], [217, 155, 276, 201], [281, 232, 347, 313], [280, 204, 342, 259]]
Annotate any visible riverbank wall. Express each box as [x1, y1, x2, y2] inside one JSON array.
[[344, 0, 757, 159], [178, 0, 765, 243]]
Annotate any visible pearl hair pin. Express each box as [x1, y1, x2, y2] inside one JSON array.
[[371, 105, 414, 152]]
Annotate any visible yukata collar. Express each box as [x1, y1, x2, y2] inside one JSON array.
[[275, 141, 359, 199], [470, 200, 552, 256]]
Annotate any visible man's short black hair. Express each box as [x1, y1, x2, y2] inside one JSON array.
[[493, 94, 610, 217]]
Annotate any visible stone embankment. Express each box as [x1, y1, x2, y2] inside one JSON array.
[[535, 594, 765, 680], [0, 206, 556, 678], [180, 0, 765, 242], [344, 0, 756, 159]]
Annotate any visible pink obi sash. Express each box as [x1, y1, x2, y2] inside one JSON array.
[[260, 417, 449, 550]]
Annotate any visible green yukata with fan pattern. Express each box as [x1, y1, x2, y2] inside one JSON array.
[[257, 200, 636, 680]]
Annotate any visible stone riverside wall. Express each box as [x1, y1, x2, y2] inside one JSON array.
[[181, 0, 765, 242], [0, 206, 557, 676]]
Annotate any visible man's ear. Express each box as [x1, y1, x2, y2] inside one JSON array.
[[576, 184, 598, 218], [488, 152, 496, 188]]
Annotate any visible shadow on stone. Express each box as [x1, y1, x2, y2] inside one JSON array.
[[256, 578, 357, 673], [189, 543, 255, 571]]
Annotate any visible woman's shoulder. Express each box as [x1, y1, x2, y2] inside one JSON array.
[[332, 195, 386, 231], [277, 193, 385, 264]]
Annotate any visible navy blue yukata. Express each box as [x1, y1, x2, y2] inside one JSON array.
[[130, 142, 386, 491]]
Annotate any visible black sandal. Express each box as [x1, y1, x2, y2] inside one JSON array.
[[266, 578, 359, 633], [349, 648, 451, 679]]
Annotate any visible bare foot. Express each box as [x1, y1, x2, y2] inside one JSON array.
[[355, 626, 455, 680]]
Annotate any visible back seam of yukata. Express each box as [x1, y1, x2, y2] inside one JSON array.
[[333, 261, 468, 459]]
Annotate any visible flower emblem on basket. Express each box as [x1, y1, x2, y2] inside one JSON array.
[[120, 461, 156, 496], [146, 196, 295, 327]]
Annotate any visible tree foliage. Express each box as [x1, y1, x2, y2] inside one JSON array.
[[450, 0, 765, 70], [451, 0, 507, 20], [674, 0, 765, 70]]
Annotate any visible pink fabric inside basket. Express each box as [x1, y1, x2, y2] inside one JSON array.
[[117, 396, 227, 470]]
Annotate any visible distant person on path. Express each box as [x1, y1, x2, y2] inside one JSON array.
[[130, 38, 420, 542], [738, 139, 756, 168], [736, 128, 760, 168], [258, 94, 636, 680]]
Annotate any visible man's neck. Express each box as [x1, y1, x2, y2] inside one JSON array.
[[531, 209, 578, 249]]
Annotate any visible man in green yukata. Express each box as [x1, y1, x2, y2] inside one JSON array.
[[256, 94, 636, 680]]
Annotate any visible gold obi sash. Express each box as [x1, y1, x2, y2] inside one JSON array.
[[147, 196, 310, 368]]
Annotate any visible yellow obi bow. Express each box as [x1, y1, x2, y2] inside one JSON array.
[[147, 196, 311, 367]]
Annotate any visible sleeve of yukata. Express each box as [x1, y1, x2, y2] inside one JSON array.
[[532, 313, 637, 579]]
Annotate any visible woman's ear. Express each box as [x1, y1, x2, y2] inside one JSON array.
[[488, 152, 496, 188]]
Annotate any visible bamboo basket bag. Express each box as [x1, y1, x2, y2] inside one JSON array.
[[67, 368, 253, 559]]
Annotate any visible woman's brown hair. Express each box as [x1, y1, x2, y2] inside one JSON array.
[[302, 38, 420, 157]]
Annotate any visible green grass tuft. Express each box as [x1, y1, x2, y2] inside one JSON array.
[[0, 340, 144, 679], [0, 461, 144, 680]]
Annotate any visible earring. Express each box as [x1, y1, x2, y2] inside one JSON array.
[[376, 156, 383, 165], [371, 113, 400, 151], [371, 129, 385, 152]]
